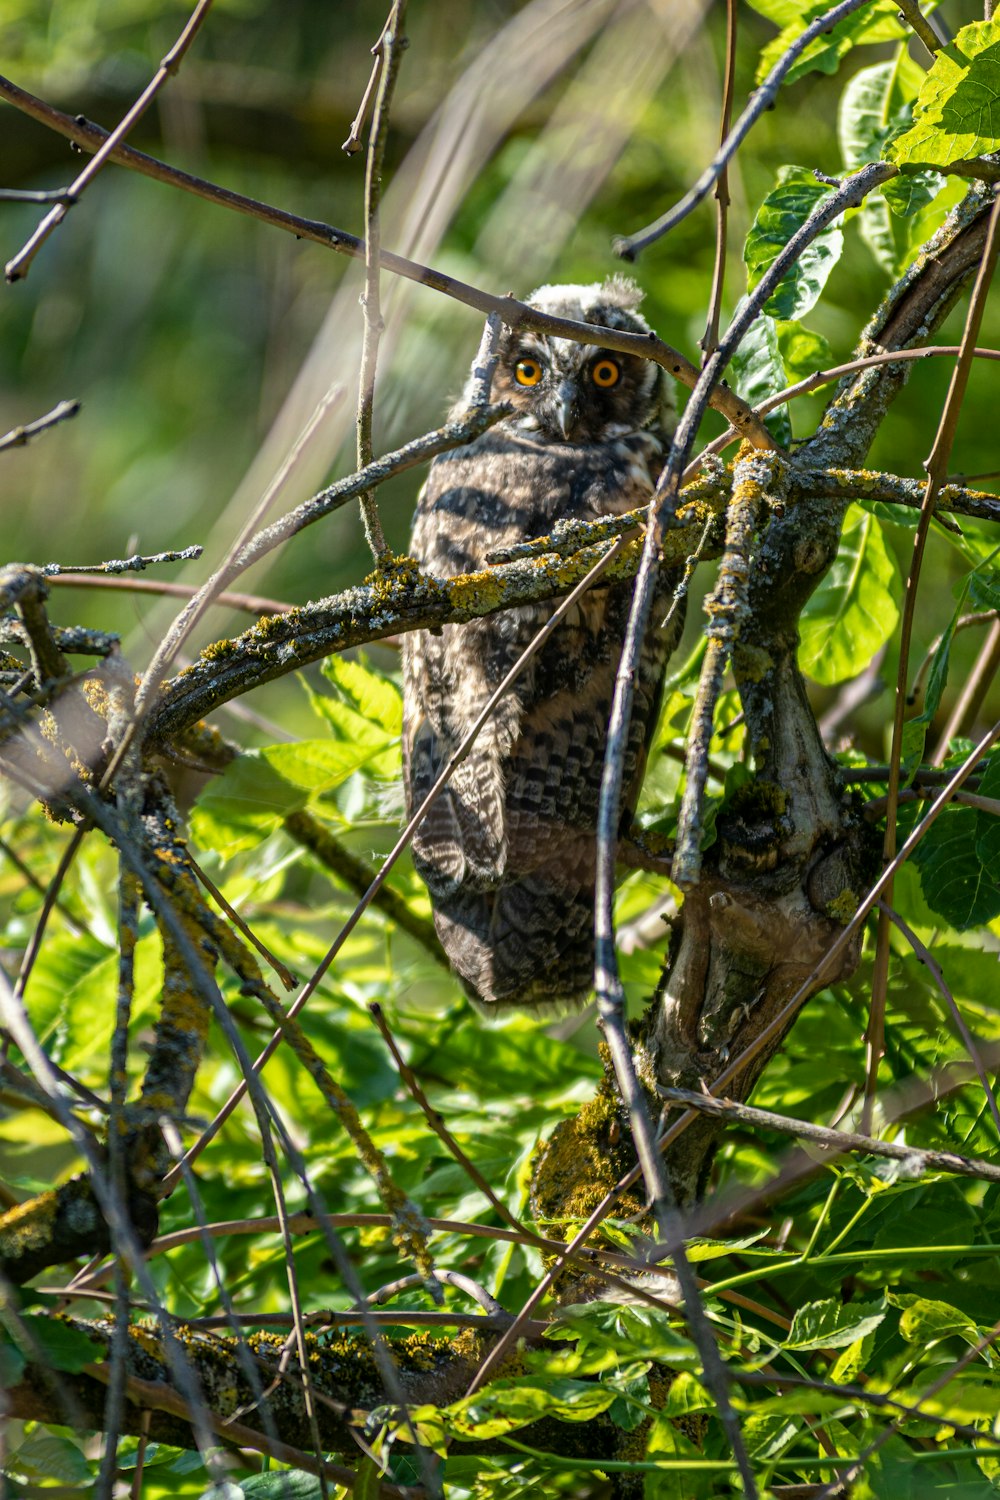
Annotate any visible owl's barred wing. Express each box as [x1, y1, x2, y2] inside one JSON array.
[[404, 575, 681, 1008]]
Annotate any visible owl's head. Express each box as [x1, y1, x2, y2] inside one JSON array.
[[482, 276, 674, 445]]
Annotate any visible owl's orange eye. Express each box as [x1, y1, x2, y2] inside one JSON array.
[[591, 359, 620, 388], [515, 358, 543, 386]]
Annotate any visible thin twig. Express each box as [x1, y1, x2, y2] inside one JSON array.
[[48, 572, 293, 615], [701, 0, 737, 356], [911, 610, 1000, 701], [932, 616, 1000, 762], [0, 399, 80, 453], [0, 73, 776, 450], [614, 0, 877, 260], [189, 854, 298, 990], [284, 812, 446, 962], [672, 452, 768, 888], [356, 1, 407, 562], [342, 15, 391, 155], [657, 1085, 1000, 1184], [367, 1002, 541, 1240], [5, 0, 216, 281], [896, 0, 944, 57], [877, 901, 1000, 1141], [581, 162, 894, 1498], [43, 547, 202, 576], [863, 187, 1000, 1133]]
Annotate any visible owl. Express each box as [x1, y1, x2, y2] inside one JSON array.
[[402, 277, 682, 1008]]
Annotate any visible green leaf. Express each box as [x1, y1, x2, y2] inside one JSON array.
[[190, 750, 305, 857], [644, 1409, 704, 1500], [891, 1293, 981, 1348], [744, 167, 844, 321], [783, 1296, 886, 1351], [7, 1431, 91, 1484], [241, 1471, 324, 1497], [913, 804, 1000, 930], [798, 505, 901, 685], [838, 58, 943, 275], [776, 320, 834, 383], [889, 19, 1000, 167], [828, 1332, 876, 1385], [730, 307, 791, 445], [755, 1, 907, 88], [320, 653, 402, 736], [9, 1313, 106, 1373], [261, 739, 384, 792], [442, 1375, 615, 1439]]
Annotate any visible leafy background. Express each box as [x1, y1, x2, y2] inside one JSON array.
[[4, 1, 1000, 1497]]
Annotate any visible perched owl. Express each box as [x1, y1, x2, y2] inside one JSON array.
[[402, 277, 682, 1008]]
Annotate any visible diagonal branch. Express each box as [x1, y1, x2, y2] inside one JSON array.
[[5, 0, 216, 282]]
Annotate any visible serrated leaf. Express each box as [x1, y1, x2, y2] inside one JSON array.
[[889, 19, 1000, 167], [798, 505, 900, 685], [320, 653, 402, 736], [755, 1, 907, 88], [784, 1296, 886, 1351], [730, 307, 791, 445], [745, 167, 844, 321]]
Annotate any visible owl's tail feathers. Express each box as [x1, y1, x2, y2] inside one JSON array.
[[431, 877, 595, 1008]]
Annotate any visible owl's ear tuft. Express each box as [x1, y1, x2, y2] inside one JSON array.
[[600, 274, 644, 311]]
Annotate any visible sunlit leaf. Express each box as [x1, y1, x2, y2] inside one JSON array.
[[784, 1296, 886, 1350], [744, 167, 845, 321], [890, 20, 1000, 168], [798, 505, 900, 685]]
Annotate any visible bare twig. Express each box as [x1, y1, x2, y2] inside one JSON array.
[[48, 573, 293, 615], [614, 0, 877, 260], [932, 616, 1000, 761], [896, 0, 944, 57], [672, 450, 769, 888], [0, 399, 80, 453], [701, 0, 737, 355], [0, 73, 775, 450], [43, 547, 202, 576], [657, 1086, 1000, 1184], [5, 0, 216, 281], [367, 1002, 539, 1239], [342, 15, 391, 155], [877, 901, 1000, 1141], [356, 1, 407, 562], [189, 854, 298, 990]]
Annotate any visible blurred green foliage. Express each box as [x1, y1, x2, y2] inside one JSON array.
[[5, 3, 1000, 1496]]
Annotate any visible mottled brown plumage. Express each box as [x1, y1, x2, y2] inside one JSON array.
[[403, 278, 682, 1007]]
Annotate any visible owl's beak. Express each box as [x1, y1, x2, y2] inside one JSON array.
[[555, 382, 579, 440]]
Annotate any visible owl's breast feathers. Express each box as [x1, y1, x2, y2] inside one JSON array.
[[403, 426, 680, 1009]]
